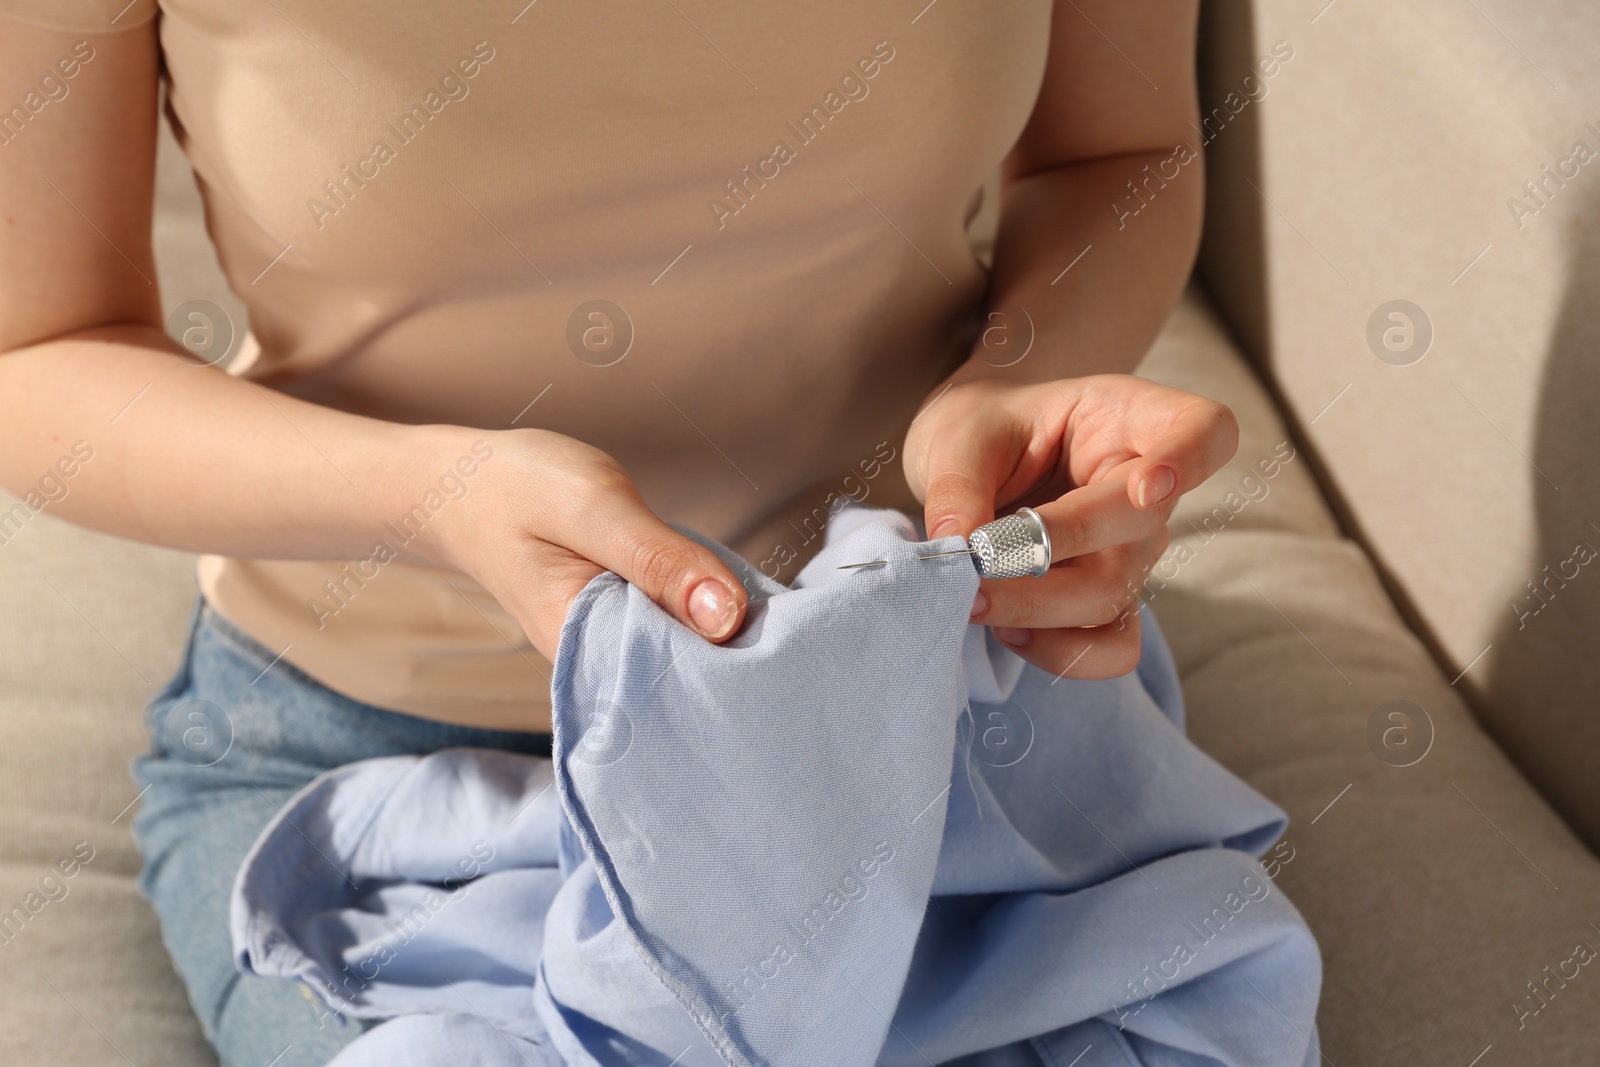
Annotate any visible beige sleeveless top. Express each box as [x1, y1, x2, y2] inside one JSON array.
[[4, 0, 1051, 729]]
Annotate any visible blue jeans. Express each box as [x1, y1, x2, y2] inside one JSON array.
[[131, 598, 553, 1067]]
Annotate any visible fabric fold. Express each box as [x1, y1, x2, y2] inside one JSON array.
[[230, 506, 1322, 1067]]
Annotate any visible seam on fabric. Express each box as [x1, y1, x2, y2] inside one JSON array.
[[231, 760, 412, 1009], [550, 572, 756, 1067]]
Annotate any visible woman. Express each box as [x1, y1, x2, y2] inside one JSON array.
[[0, 1, 1235, 1063]]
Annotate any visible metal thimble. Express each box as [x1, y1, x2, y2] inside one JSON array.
[[968, 507, 1053, 579]]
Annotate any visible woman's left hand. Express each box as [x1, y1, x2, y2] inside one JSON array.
[[904, 374, 1238, 679]]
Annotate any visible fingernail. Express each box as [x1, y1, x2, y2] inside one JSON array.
[[1138, 466, 1177, 508], [970, 589, 988, 620], [991, 626, 1031, 647], [689, 578, 737, 639], [930, 516, 961, 539]]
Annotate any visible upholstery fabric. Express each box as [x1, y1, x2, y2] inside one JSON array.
[[1196, 0, 1600, 846], [1143, 292, 1600, 1066]]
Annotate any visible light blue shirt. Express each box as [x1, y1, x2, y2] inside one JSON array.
[[231, 507, 1321, 1066]]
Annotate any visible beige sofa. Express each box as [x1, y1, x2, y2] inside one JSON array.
[[3, 1, 1597, 1063]]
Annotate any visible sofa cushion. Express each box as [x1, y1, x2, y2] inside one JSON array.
[[1142, 289, 1600, 1065], [1195, 0, 1600, 848], [0, 504, 215, 1065]]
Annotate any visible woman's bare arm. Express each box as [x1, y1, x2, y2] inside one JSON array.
[[905, 0, 1235, 680], [0, 19, 429, 562], [0, 16, 749, 659], [947, 0, 1204, 388]]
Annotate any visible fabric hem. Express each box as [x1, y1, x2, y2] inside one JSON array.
[[0, 5, 158, 34], [550, 571, 758, 1067]]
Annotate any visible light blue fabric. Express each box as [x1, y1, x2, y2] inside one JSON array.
[[230, 507, 1322, 1067], [132, 598, 556, 1067]]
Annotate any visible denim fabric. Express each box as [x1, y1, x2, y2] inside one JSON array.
[[131, 598, 553, 1067], [229, 507, 1323, 1067]]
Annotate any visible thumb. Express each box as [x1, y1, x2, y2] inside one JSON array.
[[917, 425, 1008, 541], [583, 493, 749, 642]]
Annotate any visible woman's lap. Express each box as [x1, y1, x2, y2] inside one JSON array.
[[131, 598, 552, 1067]]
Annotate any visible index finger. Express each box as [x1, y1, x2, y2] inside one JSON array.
[[1125, 395, 1239, 511], [1030, 467, 1170, 562]]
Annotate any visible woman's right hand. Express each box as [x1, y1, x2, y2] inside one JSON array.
[[423, 428, 750, 662]]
